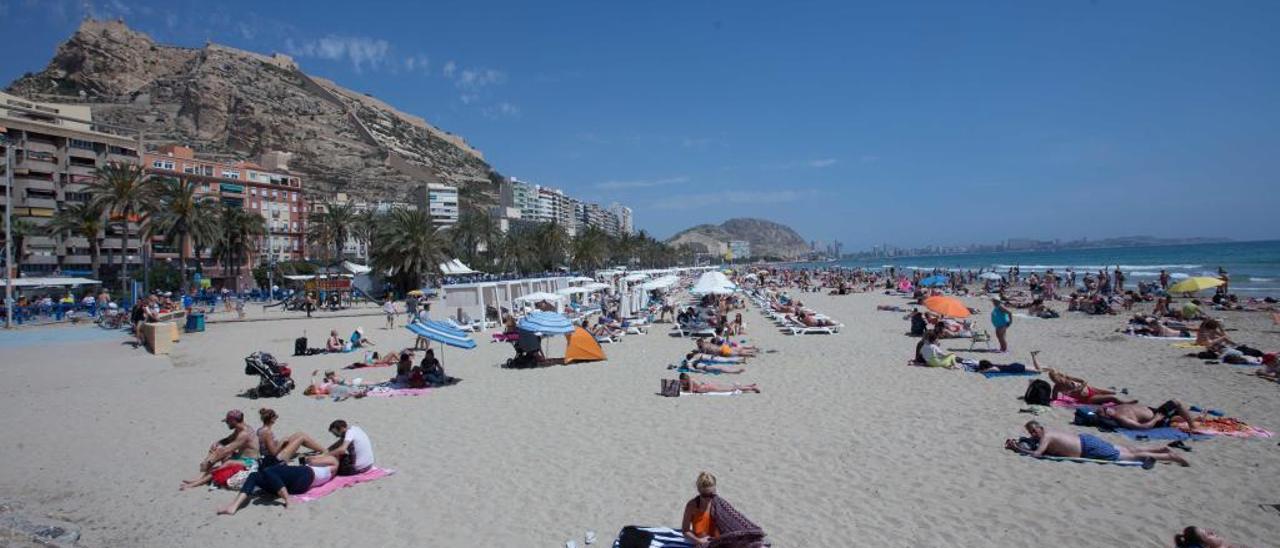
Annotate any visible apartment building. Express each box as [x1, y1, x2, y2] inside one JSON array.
[[609, 203, 634, 236], [145, 145, 307, 284], [0, 91, 142, 276]]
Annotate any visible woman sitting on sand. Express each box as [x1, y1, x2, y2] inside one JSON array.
[[1195, 319, 1233, 350], [1173, 526, 1241, 548], [919, 332, 959, 369], [683, 472, 720, 546], [678, 373, 760, 394], [420, 349, 460, 387], [256, 408, 327, 469], [217, 461, 337, 516], [325, 330, 344, 352], [1039, 355, 1135, 405]]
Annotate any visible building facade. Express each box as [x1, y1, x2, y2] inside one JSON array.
[[1, 91, 142, 277], [728, 240, 751, 260]]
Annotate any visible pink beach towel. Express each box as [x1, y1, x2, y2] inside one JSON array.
[[296, 467, 396, 502], [368, 387, 431, 398], [1050, 395, 1118, 409]]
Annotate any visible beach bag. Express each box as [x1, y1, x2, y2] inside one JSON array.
[[294, 337, 307, 356], [661, 379, 681, 397], [1023, 379, 1052, 406], [1072, 408, 1118, 431], [211, 462, 245, 487]]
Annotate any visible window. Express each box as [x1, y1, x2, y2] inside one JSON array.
[[151, 160, 165, 169], [183, 165, 196, 174], [250, 188, 256, 196], [202, 166, 214, 176], [290, 192, 297, 201], [292, 222, 298, 231], [107, 146, 135, 156], [271, 190, 277, 198], [69, 138, 95, 150], [221, 170, 240, 180]]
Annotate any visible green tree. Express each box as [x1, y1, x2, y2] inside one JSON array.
[[45, 201, 106, 279], [370, 207, 447, 292], [152, 178, 218, 291], [212, 204, 266, 290], [570, 226, 609, 271], [307, 202, 357, 264], [449, 210, 501, 268], [2, 218, 37, 274], [87, 162, 160, 286]]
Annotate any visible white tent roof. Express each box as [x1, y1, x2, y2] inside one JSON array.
[[581, 282, 612, 292], [1, 277, 101, 288], [440, 259, 478, 276], [342, 261, 373, 275], [622, 273, 648, 282], [514, 291, 566, 303], [556, 286, 591, 295], [567, 276, 595, 283], [690, 271, 738, 295], [641, 275, 679, 290]]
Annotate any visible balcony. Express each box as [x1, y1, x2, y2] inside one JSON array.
[[23, 140, 58, 154], [22, 197, 57, 209]]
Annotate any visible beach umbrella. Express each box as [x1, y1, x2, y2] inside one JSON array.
[[691, 271, 737, 295], [517, 311, 575, 335], [919, 275, 949, 287], [407, 320, 476, 349], [1167, 276, 1224, 294], [979, 272, 1003, 281], [924, 296, 971, 318]]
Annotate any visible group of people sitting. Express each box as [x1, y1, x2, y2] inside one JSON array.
[[179, 409, 376, 515], [322, 327, 375, 353], [307, 348, 460, 397]]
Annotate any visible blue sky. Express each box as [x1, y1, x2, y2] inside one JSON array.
[[2, 0, 1278, 249]]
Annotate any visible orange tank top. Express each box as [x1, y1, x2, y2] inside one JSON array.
[[691, 508, 719, 538]]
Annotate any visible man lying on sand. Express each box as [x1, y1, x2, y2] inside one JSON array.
[[678, 373, 760, 394], [1099, 400, 1199, 430], [696, 337, 757, 358], [180, 410, 259, 490], [1004, 421, 1189, 466]]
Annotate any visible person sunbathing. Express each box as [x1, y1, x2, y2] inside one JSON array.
[[696, 337, 757, 358], [325, 330, 344, 352], [794, 311, 836, 327], [678, 353, 746, 374], [180, 410, 260, 490], [678, 373, 760, 393], [216, 461, 337, 515], [1195, 319, 1233, 350], [919, 333, 958, 368], [1004, 421, 1189, 466], [1256, 353, 1280, 380], [1098, 400, 1198, 430], [685, 351, 746, 365], [1174, 526, 1242, 548], [973, 358, 1039, 375], [304, 370, 367, 399], [1039, 355, 1136, 404], [256, 408, 327, 469]]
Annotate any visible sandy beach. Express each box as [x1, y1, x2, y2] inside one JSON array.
[[1, 291, 1278, 547]]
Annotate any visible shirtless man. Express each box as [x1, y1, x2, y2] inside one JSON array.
[[1004, 421, 1189, 466], [180, 410, 260, 490], [1100, 400, 1198, 430]]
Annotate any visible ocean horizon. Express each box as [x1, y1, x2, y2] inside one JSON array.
[[793, 239, 1280, 296]]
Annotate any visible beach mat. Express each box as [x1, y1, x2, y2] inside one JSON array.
[[1022, 454, 1146, 468], [681, 390, 742, 397], [613, 526, 693, 548], [367, 387, 431, 398], [1118, 427, 1209, 441], [1126, 333, 1193, 341], [676, 366, 724, 375], [295, 467, 395, 502], [980, 370, 1041, 379], [1182, 419, 1274, 439]]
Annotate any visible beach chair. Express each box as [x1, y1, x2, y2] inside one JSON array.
[[970, 330, 993, 350]]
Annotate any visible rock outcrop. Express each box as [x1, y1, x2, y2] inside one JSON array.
[[6, 19, 493, 198], [667, 218, 809, 259]]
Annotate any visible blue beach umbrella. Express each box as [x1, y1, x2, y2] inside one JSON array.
[[516, 311, 575, 335], [407, 320, 477, 349], [920, 275, 949, 287]]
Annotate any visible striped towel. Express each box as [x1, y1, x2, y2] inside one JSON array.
[[613, 526, 693, 548]]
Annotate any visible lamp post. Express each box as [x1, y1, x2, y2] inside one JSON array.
[[3, 133, 13, 328]]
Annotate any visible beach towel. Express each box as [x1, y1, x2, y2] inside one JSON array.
[[1020, 454, 1146, 468], [1117, 427, 1210, 441], [613, 526, 693, 548], [1179, 418, 1274, 438], [1126, 333, 1193, 341], [1172, 342, 1204, 349], [682, 390, 742, 397], [677, 366, 724, 376], [367, 387, 431, 398], [343, 362, 392, 370], [1050, 395, 1117, 410], [295, 467, 395, 502], [979, 370, 1041, 379], [708, 496, 769, 548]]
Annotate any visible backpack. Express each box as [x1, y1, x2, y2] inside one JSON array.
[[294, 337, 307, 356], [1023, 379, 1052, 406], [660, 379, 681, 397], [1072, 408, 1119, 431]]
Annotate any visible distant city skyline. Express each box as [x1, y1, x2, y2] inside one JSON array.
[[2, 1, 1277, 248]]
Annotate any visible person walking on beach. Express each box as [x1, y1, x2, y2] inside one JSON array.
[[991, 298, 1013, 353], [1159, 269, 1171, 290], [1114, 266, 1125, 293], [383, 298, 397, 329], [1217, 266, 1230, 295]]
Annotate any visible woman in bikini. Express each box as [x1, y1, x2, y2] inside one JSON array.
[[678, 373, 760, 394], [682, 472, 720, 547], [256, 408, 327, 469], [1038, 353, 1135, 404]]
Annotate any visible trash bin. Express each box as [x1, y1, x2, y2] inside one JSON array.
[[185, 312, 206, 333]]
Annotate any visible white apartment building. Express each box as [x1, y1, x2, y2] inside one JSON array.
[[426, 183, 459, 226]]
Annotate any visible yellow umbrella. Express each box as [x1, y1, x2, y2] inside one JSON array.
[[407, 289, 424, 297], [1167, 277, 1224, 294], [924, 296, 971, 318]]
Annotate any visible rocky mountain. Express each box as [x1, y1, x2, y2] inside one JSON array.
[[6, 19, 494, 198], [667, 218, 810, 259]]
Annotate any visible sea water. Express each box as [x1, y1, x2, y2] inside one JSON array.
[[811, 240, 1280, 296]]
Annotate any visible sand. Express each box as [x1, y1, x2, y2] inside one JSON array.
[[1, 291, 1278, 547]]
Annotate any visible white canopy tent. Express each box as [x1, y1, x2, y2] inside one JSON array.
[[440, 259, 478, 276], [690, 271, 737, 295], [515, 291, 567, 303]]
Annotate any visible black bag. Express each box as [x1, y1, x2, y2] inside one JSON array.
[[1073, 408, 1119, 431], [294, 337, 307, 356], [1024, 379, 1052, 406]]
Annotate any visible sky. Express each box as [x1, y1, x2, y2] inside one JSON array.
[[2, 0, 1278, 250]]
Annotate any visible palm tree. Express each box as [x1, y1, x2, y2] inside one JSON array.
[[87, 162, 160, 286], [370, 207, 447, 292], [45, 202, 107, 279], [307, 202, 357, 264], [570, 226, 609, 271], [212, 205, 266, 290], [458, 175, 500, 215], [448, 210, 501, 268], [348, 209, 377, 263], [533, 222, 570, 272], [152, 178, 218, 291], [2, 218, 37, 275]]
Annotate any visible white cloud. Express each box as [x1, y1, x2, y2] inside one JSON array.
[[286, 35, 391, 72], [595, 176, 689, 190], [652, 189, 818, 210], [808, 158, 838, 168], [482, 102, 521, 119], [404, 54, 430, 74], [459, 93, 479, 105], [456, 68, 506, 89], [442, 60, 457, 78]]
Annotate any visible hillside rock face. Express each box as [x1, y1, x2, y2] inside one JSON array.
[[667, 218, 809, 259], [6, 19, 492, 198]]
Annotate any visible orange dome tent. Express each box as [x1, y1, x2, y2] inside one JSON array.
[[563, 326, 607, 364]]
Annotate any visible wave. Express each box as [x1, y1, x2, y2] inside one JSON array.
[[991, 264, 1203, 271]]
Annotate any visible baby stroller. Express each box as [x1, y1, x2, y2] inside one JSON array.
[[244, 351, 295, 398], [503, 331, 544, 369]]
